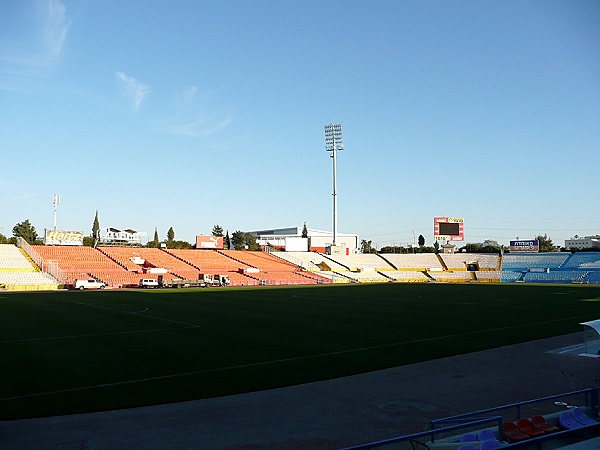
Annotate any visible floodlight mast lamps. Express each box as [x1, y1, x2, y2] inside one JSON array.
[[52, 193, 60, 230], [324, 123, 343, 246]]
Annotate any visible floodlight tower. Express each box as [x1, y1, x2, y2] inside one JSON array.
[[52, 193, 60, 230], [324, 123, 343, 246]]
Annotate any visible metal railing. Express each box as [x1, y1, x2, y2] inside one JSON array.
[[16, 237, 66, 284], [340, 388, 600, 450]]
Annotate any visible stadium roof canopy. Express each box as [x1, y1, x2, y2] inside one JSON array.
[[580, 320, 600, 356]]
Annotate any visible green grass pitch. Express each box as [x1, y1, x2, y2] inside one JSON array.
[[1, 283, 600, 420]]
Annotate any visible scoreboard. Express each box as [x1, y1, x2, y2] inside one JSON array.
[[434, 217, 464, 241]]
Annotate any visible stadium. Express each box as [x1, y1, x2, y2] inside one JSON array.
[[2, 225, 600, 449], [2, 0, 598, 446], [1, 141, 599, 448], [1, 226, 600, 290], [1, 167, 599, 449]]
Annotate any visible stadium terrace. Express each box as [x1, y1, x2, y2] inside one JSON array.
[[1, 241, 600, 291]]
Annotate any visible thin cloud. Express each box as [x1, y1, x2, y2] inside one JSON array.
[[166, 115, 232, 138], [115, 71, 150, 110], [0, 180, 38, 202], [183, 85, 198, 102], [0, 179, 19, 190], [165, 85, 231, 137], [0, 0, 70, 92], [41, 0, 71, 60]]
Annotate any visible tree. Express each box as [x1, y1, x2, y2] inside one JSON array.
[[231, 231, 259, 250], [225, 231, 231, 250], [231, 231, 244, 250], [378, 244, 436, 254], [148, 227, 160, 248], [360, 239, 374, 254], [418, 234, 425, 247], [166, 240, 192, 249], [92, 210, 100, 240], [536, 234, 556, 252], [434, 241, 440, 253], [0, 232, 8, 244], [12, 219, 38, 244], [167, 227, 175, 242], [83, 210, 100, 247], [247, 233, 259, 250], [212, 224, 224, 237], [301, 222, 308, 238], [462, 243, 501, 253], [379, 245, 406, 254]]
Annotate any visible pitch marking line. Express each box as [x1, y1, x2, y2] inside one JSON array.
[[0, 298, 202, 344], [0, 326, 198, 344], [0, 314, 589, 403], [55, 297, 202, 329]]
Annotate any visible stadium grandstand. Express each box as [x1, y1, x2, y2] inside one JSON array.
[[2, 239, 600, 290], [0, 243, 59, 291], [500, 252, 600, 284]]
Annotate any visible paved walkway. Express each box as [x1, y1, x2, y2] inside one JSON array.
[[2, 333, 600, 449]]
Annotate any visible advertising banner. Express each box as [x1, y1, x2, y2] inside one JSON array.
[[44, 229, 84, 246], [509, 240, 539, 252], [196, 235, 224, 249]]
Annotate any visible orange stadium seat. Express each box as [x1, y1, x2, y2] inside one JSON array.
[[32, 245, 126, 285], [99, 247, 200, 279]]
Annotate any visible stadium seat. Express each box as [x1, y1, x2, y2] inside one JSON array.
[[559, 411, 584, 429], [459, 432, 477, 442], [457, 445, 477, 450], [502, 422, 530, 442], [477, 429, 496, 441], [531, 415, 559, 433], [571, 407, 598, 426], [516, 418, 545, 437], [480, 440, 500, 450], [516, 417, 544, 437]]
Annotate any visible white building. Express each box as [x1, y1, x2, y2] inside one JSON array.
[[565, 235, 600, 250], [250, 226, 359, 254], [98, 227, 147, 246]]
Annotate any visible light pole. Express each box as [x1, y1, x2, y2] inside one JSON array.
[[324, 123, 343, 246], [52, 193, 60, 230]]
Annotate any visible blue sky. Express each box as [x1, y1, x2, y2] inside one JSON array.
[[1, 0, 599, 248]]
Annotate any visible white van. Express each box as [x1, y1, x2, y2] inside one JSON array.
[[74, 279, 106, 290], [139, 278, 159, 288]]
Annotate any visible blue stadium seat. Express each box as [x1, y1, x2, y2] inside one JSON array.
[[571, 407, 598, 426], [559, 411, 584, 429]]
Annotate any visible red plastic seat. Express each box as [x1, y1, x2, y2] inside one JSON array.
[[531, 415, 560, 433], [502, 422, 530, 442], [516, 418, 545, 437]]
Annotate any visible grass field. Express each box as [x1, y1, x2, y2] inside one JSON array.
[[1, 282, 600, 420]]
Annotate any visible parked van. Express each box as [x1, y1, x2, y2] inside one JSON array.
[[74, 279, 106, 290], [139, 278, 159, 288]]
